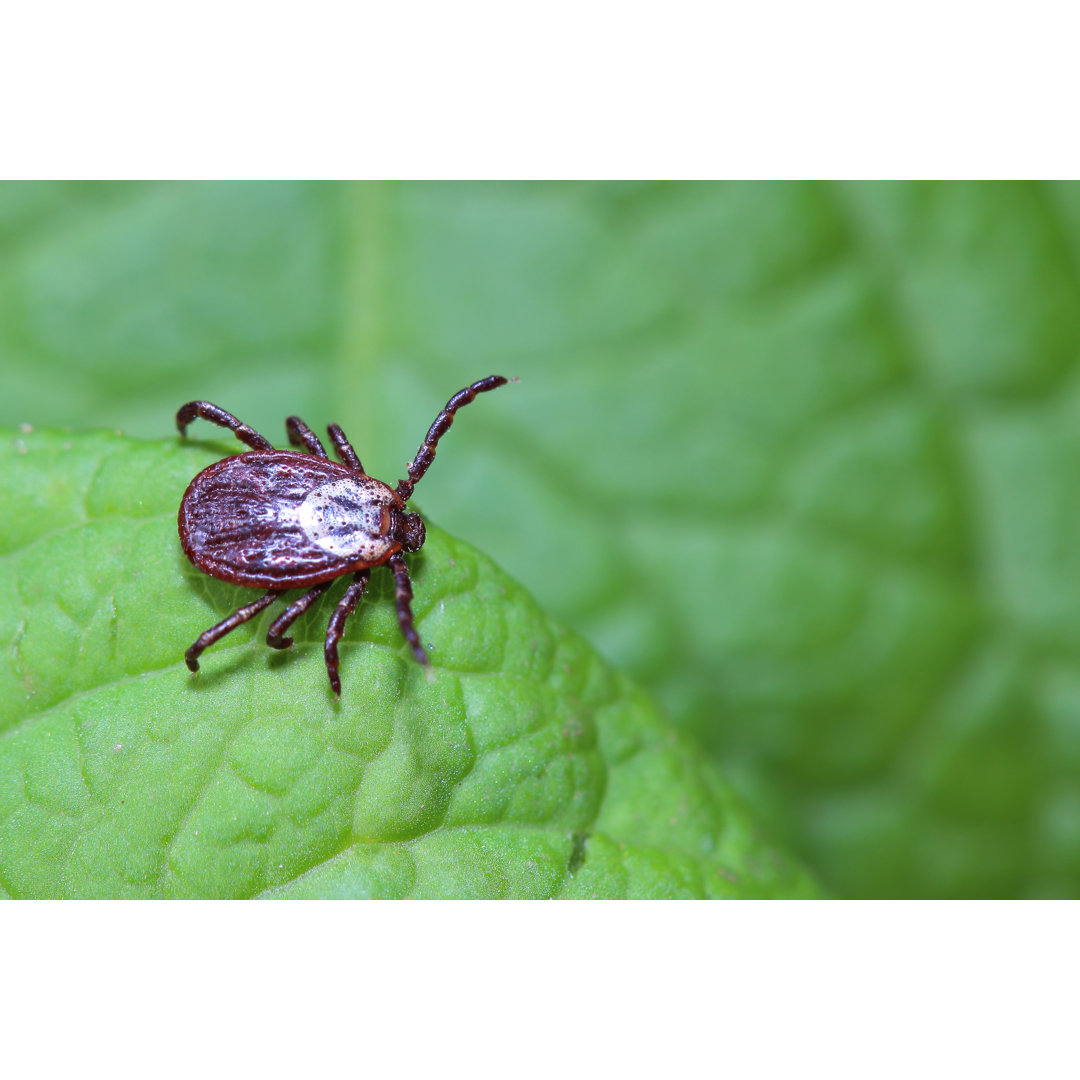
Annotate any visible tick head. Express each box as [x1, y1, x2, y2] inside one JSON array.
[[388, 507, 424, 551]]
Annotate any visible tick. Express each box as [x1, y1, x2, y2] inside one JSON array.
[[176, 375, 511, 695]]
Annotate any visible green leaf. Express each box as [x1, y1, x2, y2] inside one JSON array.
[[0, 429, 817, 899], [2, 181, 1078, 897]]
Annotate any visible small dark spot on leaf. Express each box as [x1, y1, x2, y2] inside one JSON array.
[[568, 831, 588, 876]]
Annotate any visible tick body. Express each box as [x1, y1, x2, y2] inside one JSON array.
[[176, 375, 510, 695]]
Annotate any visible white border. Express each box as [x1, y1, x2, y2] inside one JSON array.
[[1, 902, 1074, 1078], [3, 1, 1079, 177]]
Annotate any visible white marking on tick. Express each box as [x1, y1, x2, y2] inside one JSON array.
[[298, 478, 393, 561]]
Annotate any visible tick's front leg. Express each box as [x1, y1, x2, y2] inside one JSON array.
[[388, 553, 428, 665], [394, 376, 509, 501]]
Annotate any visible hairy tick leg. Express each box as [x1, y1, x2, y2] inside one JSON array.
[[176, 401, 274, 451], [185, 591, 281, 671], [266, 582, 332, 649], [324, 570, 370, 696], [285, 416, 328, 458], [388, 552, 428, 665], [328, 423, 363, 472], [395, 375, 508, 501]]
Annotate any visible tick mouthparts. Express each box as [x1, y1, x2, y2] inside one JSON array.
[[403, 512, 426, 552]]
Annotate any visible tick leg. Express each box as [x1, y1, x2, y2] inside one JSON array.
[[388, 553, 429, 665], [395, 375, 510, 501], [185, 591, 281, 672], [266, 582, 332, 649], [323, 570, 370, 697], [176, 401, 274, 451], [285, 416, 328, 458], [328, 423, 364, 472]]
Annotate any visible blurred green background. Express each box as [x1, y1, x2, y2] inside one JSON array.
[[3, 180, 1078, 899]]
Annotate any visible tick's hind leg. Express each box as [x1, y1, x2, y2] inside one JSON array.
[[177, 401, 274, 451], [185, 591, 281, 672], [388, 553, 428, 665], [323, 570, 371, 697], [266, 582, 332, 649], [285, 416, 328, 458]]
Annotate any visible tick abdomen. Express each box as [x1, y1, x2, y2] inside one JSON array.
[[179, 452, 400, 588]]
